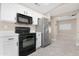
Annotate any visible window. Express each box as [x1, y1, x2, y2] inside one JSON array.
[[59, 24, 71, 30]]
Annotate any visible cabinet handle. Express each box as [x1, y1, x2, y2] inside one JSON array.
[[8, 38, 14, 40], [17, 42, 19, 46]]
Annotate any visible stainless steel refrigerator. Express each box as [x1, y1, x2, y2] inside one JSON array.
[[36, 17, 51, 47]]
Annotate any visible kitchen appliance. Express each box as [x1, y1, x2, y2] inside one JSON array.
[[36, 18, 51, 47], [17, 13, 32, 24], [15, 27, 36, 56]]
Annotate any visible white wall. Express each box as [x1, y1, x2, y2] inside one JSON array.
[[59, 24, 72, 30], [76, 13, 79, 46], [0, 3, 47, 22], [51, 17, 58, 41]]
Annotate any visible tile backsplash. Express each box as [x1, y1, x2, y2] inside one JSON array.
[[0, 21, 36, 32], [0, 21, 15, 31]]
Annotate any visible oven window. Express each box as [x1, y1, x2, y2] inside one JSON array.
[[23, 38, 34, 48]]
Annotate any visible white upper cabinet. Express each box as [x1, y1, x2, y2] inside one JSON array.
[[36, 32, 41, 49], [1, 4, 18, 22], [32, 16, 38, 25]]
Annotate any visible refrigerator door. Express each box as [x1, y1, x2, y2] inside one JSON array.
[[36, 17, 51, 47], [42, 18, 51, 47]]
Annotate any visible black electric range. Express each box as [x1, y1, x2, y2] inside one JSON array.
[[15, 27, 36, 56]]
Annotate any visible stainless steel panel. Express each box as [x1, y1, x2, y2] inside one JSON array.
[[36, 17, 51, 47]]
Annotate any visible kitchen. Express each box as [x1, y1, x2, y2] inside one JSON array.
[[0, 3, 79, 56], [0, 3, 51, 56]]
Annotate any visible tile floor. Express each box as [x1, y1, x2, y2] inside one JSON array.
[[29, 32, 79, 56]]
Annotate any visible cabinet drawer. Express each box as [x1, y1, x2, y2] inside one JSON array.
[[3, 36, 18, 56]]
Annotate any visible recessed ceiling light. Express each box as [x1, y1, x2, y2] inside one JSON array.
[[34, 3, 50, 6], [34, 3, 40, 6]]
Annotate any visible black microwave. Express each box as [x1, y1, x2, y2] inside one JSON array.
[[17, 13, 32, 24]]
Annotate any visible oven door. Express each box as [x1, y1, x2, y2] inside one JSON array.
[[19, 33, 36, 56]]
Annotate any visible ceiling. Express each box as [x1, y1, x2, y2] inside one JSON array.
[[20, 3, 79, 16]]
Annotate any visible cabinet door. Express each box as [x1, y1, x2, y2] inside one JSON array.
[[0, 37, 3, 56], [33, 17, 38, 25], [1, 4, 17, 22], [36, 33, 41, 49], [3, 36, 18, 56]]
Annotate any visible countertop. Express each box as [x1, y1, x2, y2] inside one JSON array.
[[0, 31, 19, 37]]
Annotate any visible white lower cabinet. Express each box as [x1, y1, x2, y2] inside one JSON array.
[[0, 37, 3, 56], [0, 33, 19, 56], [3, 36, 18, 56], [36, 32, 41, 49]]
